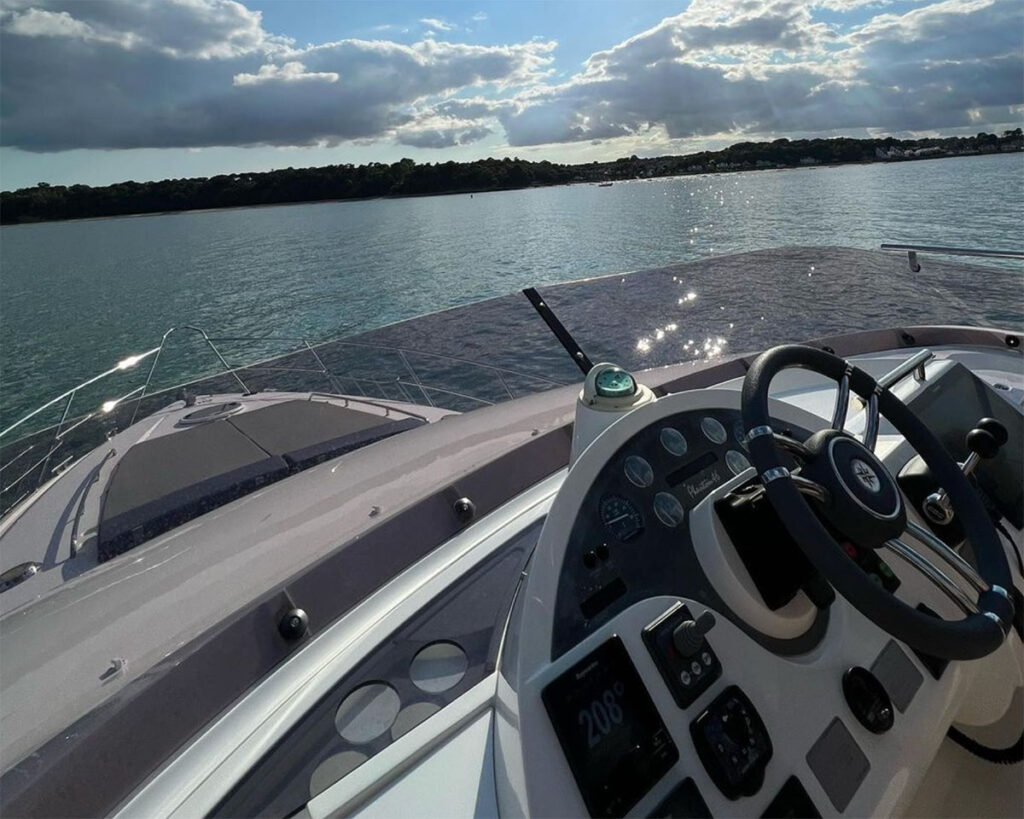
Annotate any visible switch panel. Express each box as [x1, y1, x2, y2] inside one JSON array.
[[690, 685, 773, 799], [643, 603, 722, 709]]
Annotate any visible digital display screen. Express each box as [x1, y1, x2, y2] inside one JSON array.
[[542, 637, 678, 818], [909, 363, 1023, 528]]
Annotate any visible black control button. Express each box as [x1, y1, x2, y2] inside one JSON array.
[[690, 686, 773, 799], [583, 550, 599, 569], [596, 542, 611, 561], [761, 776, 821, 818], [643, 603, 722, 709], [649, 779, 712, 819], [842, 666, 894, 734]]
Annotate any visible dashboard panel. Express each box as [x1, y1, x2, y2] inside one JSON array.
[[505, 384, 1023, 819], [551, 406, 809, 658]]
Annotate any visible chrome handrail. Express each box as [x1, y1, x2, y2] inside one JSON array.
[[129, 326, 249, 425], [881, 243, 1024, 272], [0, 347, 161, 440]]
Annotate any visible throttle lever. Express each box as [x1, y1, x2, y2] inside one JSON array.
[[923, 417, 1007, 525]]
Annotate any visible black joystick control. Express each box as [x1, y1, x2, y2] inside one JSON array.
[[643, 604, 722, 708], [923, 416, 1007, 525], [672, 611, 716, 657]]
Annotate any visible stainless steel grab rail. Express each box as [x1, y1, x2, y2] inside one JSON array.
[[880, 243, 1024, 272]]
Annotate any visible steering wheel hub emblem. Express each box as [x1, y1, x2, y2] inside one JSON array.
[[795, 429, 906, 549], [850, 459, 881, 493]]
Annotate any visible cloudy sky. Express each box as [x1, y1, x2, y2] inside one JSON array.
[[1, 0, 1021, 189]]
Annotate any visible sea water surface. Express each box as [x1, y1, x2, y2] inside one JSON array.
[[2, 152, 1022, 423]]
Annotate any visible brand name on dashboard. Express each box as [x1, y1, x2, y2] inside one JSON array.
[[685, 469, 721, 499]]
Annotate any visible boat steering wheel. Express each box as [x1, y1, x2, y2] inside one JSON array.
[[741, 344, 1014, 660]]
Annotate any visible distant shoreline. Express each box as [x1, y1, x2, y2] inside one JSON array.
[[2, 131, 1020, 226]]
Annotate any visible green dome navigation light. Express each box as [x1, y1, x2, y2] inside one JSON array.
[[572, 362, 656, 467], [594, 367, 637, 398]]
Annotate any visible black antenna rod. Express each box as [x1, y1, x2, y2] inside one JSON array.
[[522, 287, 594, 375]]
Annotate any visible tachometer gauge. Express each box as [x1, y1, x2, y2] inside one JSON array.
[[600, 494, 644, 542]]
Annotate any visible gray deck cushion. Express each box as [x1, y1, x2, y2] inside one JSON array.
[[226, 400, 424, 470], [97, 401, 425, 561], [98, 420, 289, 562]]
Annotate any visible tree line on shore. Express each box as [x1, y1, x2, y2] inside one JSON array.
[[2, 130, 1020, 225]]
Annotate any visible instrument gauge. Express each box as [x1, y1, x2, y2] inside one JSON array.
[[725, 449, 752, 476], [660, 427, 688, 457], [600, 495, 644, 542], [700, 416, 728, 444], [653, 492, 685, 528], [732, 420, 747, 448], [624, 455, 654, 488]]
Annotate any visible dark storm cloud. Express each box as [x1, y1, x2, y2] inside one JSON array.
[[0, 0, 1020, 154], [396, 124, 493, 148]]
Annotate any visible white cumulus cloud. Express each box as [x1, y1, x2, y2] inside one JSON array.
[[419, 17, 457, 32]]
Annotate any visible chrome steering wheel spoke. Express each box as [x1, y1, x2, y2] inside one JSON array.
[[773, 432, 811, 461], [863, 392, 880, 451], [902, 520, 989, 594], [830, 369, 851, 431], [791, 474, 829, 503], [883, 538, 979, 615]]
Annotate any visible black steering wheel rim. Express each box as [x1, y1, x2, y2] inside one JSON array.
[[741, 344, 1014, 661]]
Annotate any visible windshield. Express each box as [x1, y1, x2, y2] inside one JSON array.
[[2, 239, 1020, 518]]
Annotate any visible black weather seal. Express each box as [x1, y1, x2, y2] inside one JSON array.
[[946, 726, 1023, 765]]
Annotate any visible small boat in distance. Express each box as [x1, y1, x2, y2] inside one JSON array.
[[598, 181, 613, 187]]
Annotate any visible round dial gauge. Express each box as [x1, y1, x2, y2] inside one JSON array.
[[700, 416, 728, 444], [660, 427, 688, 457], [732, 420, 747, 447], [600, 494, 644, 542], [653, 492, 685, 528], [725, 449, 752, 476], [624, 455, 654, 488]]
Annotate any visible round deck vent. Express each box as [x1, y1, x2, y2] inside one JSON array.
[[409, 641, 468, 693], [335, 682, 401, 744], [309, 751, 367, 798], [178, 401, 242, 425], [391, 702, 441, 741]]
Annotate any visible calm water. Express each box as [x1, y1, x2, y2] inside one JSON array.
[[2, 153, 1022, 424]]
